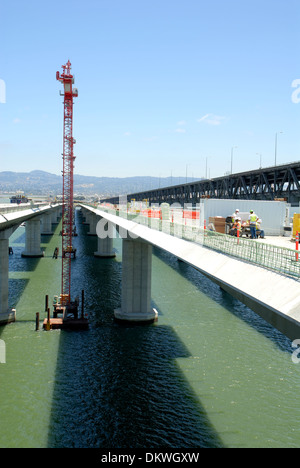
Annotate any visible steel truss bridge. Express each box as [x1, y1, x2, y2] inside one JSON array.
[[103, 162, 300, 206]]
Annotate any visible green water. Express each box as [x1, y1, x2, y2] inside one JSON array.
[[0, 212, 300, 448]]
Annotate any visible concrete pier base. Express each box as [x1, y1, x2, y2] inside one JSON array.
[[114, 308, 158, 324], [22, 218, 44, 258], [114, 239, 158, 324], [94, 236, 116, 258], [87, 214, 98, 236], [0, 310, 16, 325]]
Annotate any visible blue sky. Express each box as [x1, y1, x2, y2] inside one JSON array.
[[0, 0, 300, 180]]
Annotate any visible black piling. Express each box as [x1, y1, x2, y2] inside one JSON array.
[[35, 312, 40, 331], [81, 290, 84, 319]]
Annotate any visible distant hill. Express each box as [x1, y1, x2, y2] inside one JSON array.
[[0, 170, 199, 197]]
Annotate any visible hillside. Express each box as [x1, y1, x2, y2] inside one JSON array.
[[0, 170, 198, 197]]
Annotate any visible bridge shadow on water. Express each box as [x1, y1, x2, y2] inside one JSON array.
[[9, 253, 41, 272], [48, 322, 224, 448], [9, 228, 57, 273], [47, 215, 224, 448], [154, 248, 293, 355], [8, 278, 29, 311]]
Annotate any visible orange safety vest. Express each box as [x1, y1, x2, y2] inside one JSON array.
[[233, 221, 241, 231]]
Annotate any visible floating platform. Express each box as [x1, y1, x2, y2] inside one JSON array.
[[43, 317, 89, 330]]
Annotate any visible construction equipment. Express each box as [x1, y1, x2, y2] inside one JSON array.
[[56, 60, 78, 309], [42, 61, 88, 330], [42, 60, 87, 330]]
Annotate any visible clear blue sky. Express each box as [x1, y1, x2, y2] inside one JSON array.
[[1, 0, 300, 180]]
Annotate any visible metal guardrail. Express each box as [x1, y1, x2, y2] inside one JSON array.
[[0, 202, 47, 215], [201, 230, 300, 279], [102, 206, 300, 280]]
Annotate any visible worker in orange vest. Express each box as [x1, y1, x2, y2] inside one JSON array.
[[230, 217, 242, 237]]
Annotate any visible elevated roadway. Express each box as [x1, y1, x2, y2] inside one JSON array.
[[0, 203, 59, 233], [81, 204, 300, 342], [0, 203, 61, 325]]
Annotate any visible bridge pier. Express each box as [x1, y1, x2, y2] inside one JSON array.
[[94, 218, 116, 257], [114, 238, 158, 324], [94, 236, 115, 258], [40, 213, 53, 235], [82, 210, 90, 225], [0, 231, 16, 325], [51, 207, 59, 225], [21, 217, 44, 258], [87, 213, 98, 236]]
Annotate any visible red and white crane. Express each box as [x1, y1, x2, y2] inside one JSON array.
[[56, 60, 78, 309], [43, 61, 88, 330]]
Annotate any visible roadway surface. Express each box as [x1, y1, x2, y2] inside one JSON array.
[[81, 204, 300, 342], [0, 204, 59, 233]]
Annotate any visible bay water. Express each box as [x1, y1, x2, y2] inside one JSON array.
[[0, 209, 299, 448]]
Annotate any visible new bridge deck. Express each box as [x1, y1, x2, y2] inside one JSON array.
[[82, 205, 300, 342]]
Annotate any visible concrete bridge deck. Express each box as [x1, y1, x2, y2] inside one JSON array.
[[0, 204, 61, 325], [0, 204, 59, 233], [81, 205, 300, 342]]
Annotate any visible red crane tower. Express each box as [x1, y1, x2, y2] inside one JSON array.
[[42, 61, 87, 330], [56, 60, 78, 313]]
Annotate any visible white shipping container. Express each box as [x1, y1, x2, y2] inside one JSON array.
[[200, 199, 288, 236]]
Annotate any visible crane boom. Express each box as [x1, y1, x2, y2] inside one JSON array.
[[42, 62, 88, 330], [56, 60, 78, 304]]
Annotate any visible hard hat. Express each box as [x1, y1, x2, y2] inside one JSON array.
[[250, 209, 253, 213], [235, 209, 239, 212]]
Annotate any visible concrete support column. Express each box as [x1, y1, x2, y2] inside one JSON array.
[[114, 239, 158, 324], [51, 208, 59, 225], [41, 213, 53, 235], [94, 235, 115, 258], [82, 210, 89, 225], [87, 214, 98, 236], [94, 217, 115, 257], [21, 218, 43, 258], [0, 232, 16, 325]]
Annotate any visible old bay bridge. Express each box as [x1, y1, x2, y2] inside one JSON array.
[[102, 161, 300, 206]]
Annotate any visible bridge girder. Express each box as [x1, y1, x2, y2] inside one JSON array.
[[102, 162, 300, 206]]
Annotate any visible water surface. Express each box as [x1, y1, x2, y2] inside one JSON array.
[[0, 212, 299, 448]]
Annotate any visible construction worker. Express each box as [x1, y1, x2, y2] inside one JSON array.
[[248, 209, 258, 239], [53, 247, 59, 259], [230, 217, 242, 237], [231, 208, 240, 223], [256, 219, 265, 239]]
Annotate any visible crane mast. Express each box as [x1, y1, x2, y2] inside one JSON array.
[[56, 61, 78, 305], [42, 62, 88, 330]]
